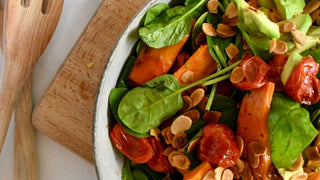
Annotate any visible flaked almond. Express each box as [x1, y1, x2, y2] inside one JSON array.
[[230, 66, 245, 84], [310, 9, 320, 22], [235, 136, 244, 156], [214, 167, 226, 180], [203, 110, 223, 123], [222, 14, 239, 27], [230, 167, 240, 179], [270, 38, 288, 54], [240, 161, 254, 180], [187, 137, 201, 153], [171, 115, 192, 135], [217, 23, 236, 37], [248, 153, 260, 169], [181, 96, 192, 112], [291, 30, 308, 44], [168, 151, 191, 170], [283, 21, 296, 33], [172, 131, 188, 149], [163, 147, 175, 157], [289, 154, 304, 171], [183, 110, 200, 123], [181, 70, 194, 84], [207, 0, 219, 13], [195, 31, 207, 46], [186, 85, 207, 95], [150, 128, 161, 140], [304, 0, 320, 14], [248, 141, 267, 156], [289, 172, 308, 180], [161, 126, 174, 145], [221, 169, 234, 180], [202, 23, 217, 37], [203, 169, 215, 180], [305, 147, 320, 161], [293, 39, 303, 49], [190, 88, 205, 107], [306, 159, 320, 170], [228, 56, 240, 65], [226, 43, 240, 59], [234, 159, 245, 173], [269, 8, 283, 22], [225, 2, 238, 18], [199, 96, 209, 113]]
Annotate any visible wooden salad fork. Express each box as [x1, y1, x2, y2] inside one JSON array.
[[0, 0, 63, 162]]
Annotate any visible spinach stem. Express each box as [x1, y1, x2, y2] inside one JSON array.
[[203, 74, 231, 86], [206, 83, 217, 111], [213, 45, 228, 68]]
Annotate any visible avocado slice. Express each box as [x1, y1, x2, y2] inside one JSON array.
[[258, 0, 275, 9], [234, 0, 280, 39], [281, 52, 302, 86], [273, 0, 305, 19]]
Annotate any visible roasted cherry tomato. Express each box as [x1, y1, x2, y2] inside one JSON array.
[[147, 138, 172, 173], [199, 123, 240, 168], [268, 54, 289, 91], [285, 56, 320, 105], [230, 56, 270, 90], [110, 124, 154, 164]]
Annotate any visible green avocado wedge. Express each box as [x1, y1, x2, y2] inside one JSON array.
[[273, 0, 305, 19]]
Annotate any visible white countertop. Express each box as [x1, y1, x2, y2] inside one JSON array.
[[0, 0, 103, 179]]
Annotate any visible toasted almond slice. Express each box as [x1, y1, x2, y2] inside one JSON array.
[[230, 66, 245, 84], [291, 30, 308, 44], [283, 21, 296, 33], [168, 151, 191, 170], [225, 2, 238, 18], [240, 161, 254, 180], [161, 126, 174, 145], [248, 141, 267, 156], [235, 136, 244, 156], [187, 137, 201, 153], [163, 147, 175, 157], [172, 131, 188, 149], [213, 167, 225, 180], [203, 169, 215, 180], [181, 70, 194, 84], [181, 96, 192, 112], [202, 23, 217, 37], [269, 38, 288, 54], [190, 88, 205, 107], [234, 159, 245, 173], [217, 23, 236, 37], [289, 154, 304, 171], [221, 169, 234, 180], [199, 96, 209, 113], [222, 14, 239, 27], [305, 147, 320, 161], [203, 110, 223, 123], [289, 172, 308, 180], [230, 167, 240, 179], [226, 43, 240, 59], [304, 0, 320, 14], [248, 153, 260, 169], [150, 128, 161, 140], [207, 0, 219, 13], [195, 31, 207, 46], [310, 8, 320, 22], [171, 115, 192, 135], [183, 110, 200, 123]]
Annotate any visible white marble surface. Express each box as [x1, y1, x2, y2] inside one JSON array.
[[0, 0, 103, 179]]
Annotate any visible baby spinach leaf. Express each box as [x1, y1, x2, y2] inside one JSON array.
[[118, 75, 184, 134], [122, 158, 134, 180], [132, 169, 149, 180], [219, 108, 239, 131], [192, 12, 208, 51], [132, 164, 164, 180], [139, 0, 207, 48], [185, 119, 207, 139], [268, 93, 318, 169], [109, 88, 149, 137], [117, 56, 137, 89], [142, 3, 170, 26]]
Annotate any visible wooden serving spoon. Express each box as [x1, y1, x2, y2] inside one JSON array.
[[0, 0, 63, 164]]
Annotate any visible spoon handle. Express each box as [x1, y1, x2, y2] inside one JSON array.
[[14, 74, 38, 180]]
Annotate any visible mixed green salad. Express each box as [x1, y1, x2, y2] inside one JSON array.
[[108, 0, 320, 179]]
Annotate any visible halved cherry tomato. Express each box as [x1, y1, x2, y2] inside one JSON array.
[[147, 138, 172, 173], [230, 56, 270, 90], [110, 124, 154, 164], [199, 123, 240, 168], [285, 56, 320, 105], [268, 54, 288, 91]]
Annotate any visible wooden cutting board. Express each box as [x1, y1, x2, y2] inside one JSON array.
[[32, 0, 148, 163]]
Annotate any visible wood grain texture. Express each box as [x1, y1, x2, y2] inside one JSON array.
[[32, 0, 149, 163], [0, 0, 63, 154], [14, 75, 39, 180]]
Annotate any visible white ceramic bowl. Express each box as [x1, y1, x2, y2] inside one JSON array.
[[93, 0, 179, 179]]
